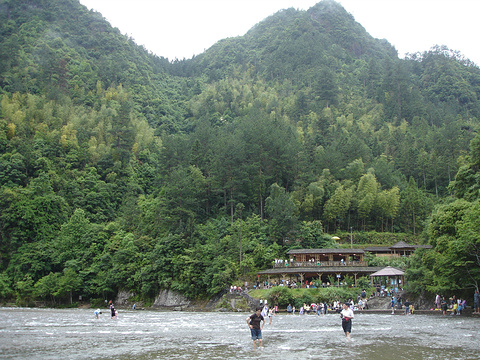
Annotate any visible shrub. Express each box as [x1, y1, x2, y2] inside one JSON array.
[[267, 286, 293, 307], [293, 291, 315, 308]]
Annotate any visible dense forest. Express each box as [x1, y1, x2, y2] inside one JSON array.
[[0, 0, 479, 305]]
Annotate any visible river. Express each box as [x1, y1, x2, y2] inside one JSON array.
[[0, 307, 479, 360]]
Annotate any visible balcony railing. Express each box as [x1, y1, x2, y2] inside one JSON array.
[[273, 261, 367, 268]]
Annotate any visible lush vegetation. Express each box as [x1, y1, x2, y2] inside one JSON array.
[[0, 0, 480, 306]]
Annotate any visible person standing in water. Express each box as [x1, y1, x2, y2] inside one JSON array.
[[441, 296, 448, 315], [340, 302, 354, 340], [474, 289, 480, 314], [268, 307, 274, 325], [246, 307, 265, 350], [94, 309, 102, 319]]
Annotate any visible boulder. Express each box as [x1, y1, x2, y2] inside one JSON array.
[[153, 289, 191, 309]]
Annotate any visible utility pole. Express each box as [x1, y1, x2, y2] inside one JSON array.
[[236, 203, 245, 274], [350, 227, 353, 249]]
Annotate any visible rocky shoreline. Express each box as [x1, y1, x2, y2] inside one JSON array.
[[7, 289, 476, 316]]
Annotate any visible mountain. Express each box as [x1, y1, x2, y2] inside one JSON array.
[[192, 1, 398, 82], [1, 0, 480, 303], [184, 0, 480, 133], [0, 0, 192, 132]]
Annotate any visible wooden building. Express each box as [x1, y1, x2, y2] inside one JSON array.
[[257, 248, 382, 288], [364, 241, 431, 258]]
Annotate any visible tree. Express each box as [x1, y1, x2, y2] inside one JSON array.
[[450, 133, 480, 201], [163, 165, 207, 230], [108, 92, 135, 166], [297, 220, 335, 248], [265, 183, 298, 243], [375, 186, 400, 232], [355, 171, 378, 229], [15, 275, 34, 305], [314, 67, 338, 108], [34, 272, 60, 304], [1, 174, 69, 247], [400, 177, 431, 234], [322, 182, 354, 232], [53, 208, 92, 265], [293, 180, 325, 221], [56, 267, 82, 305], [0, 271, 13, 299], [455, 201, 480, 291], [421, 199, 474, 293]]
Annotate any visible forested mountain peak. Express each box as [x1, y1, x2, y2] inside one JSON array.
[[307, 0, 397, 58], [191, 0, 398, 82]]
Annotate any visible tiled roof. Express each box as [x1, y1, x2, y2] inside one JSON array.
[[369, 266, 405, 276], [257, 266, 383, 275], [390, 241, 414, 249], [413, 245, 432, 249], [287, 248, 364, 255], [364, 243, 432, 252], [363, 246, 391, 252]]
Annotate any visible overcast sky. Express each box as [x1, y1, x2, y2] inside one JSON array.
[[79, 0, 480, 65]]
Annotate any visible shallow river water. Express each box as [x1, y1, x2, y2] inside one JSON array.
[[1, 308, 479, 360]]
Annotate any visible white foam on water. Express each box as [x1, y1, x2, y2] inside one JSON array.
[[1, 308, 480, 360]]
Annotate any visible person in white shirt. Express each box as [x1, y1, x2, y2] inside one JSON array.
[[340, 302, 354, 339]]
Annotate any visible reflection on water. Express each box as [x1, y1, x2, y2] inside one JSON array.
[[0, 308, 479, 360]]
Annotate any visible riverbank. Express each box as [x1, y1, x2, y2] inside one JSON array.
[[4, 288, 477, 316]]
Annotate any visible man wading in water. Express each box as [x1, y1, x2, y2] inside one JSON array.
[[246, 307, 265, 349]]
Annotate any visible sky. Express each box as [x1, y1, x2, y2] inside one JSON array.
[[79, 0, 480, 65]]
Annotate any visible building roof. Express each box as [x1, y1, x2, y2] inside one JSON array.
[[369, 266, 405, 277], [390, 241, 414, 249], [258, 266, 383, 275], [363, 246, 392, 252], [413, 244, 432, 249], [364, 242, 432, 252], [287, 248, 364, 255]]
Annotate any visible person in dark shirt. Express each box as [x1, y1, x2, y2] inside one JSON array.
[[404, 299, 411, 315], [110, 304, 115, 319], [246, 307, 265, 349]]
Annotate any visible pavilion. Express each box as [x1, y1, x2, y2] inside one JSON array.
[[369, 266, 405, 290]]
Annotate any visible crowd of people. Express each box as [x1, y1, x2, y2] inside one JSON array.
[[389, 295, 414, 315], [261, 298, 362, 318], [435, 293, 469, 315], [229, 285, 245, 293], [254, 279, 365, 290]]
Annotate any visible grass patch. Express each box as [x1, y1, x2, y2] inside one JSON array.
[[248, 289, 269, 299]]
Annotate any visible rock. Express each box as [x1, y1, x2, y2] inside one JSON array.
[[153, 289, 191, 308], [116, 290, 135, 306]]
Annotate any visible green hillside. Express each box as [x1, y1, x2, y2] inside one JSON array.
[[0, 0, 479, 305]]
